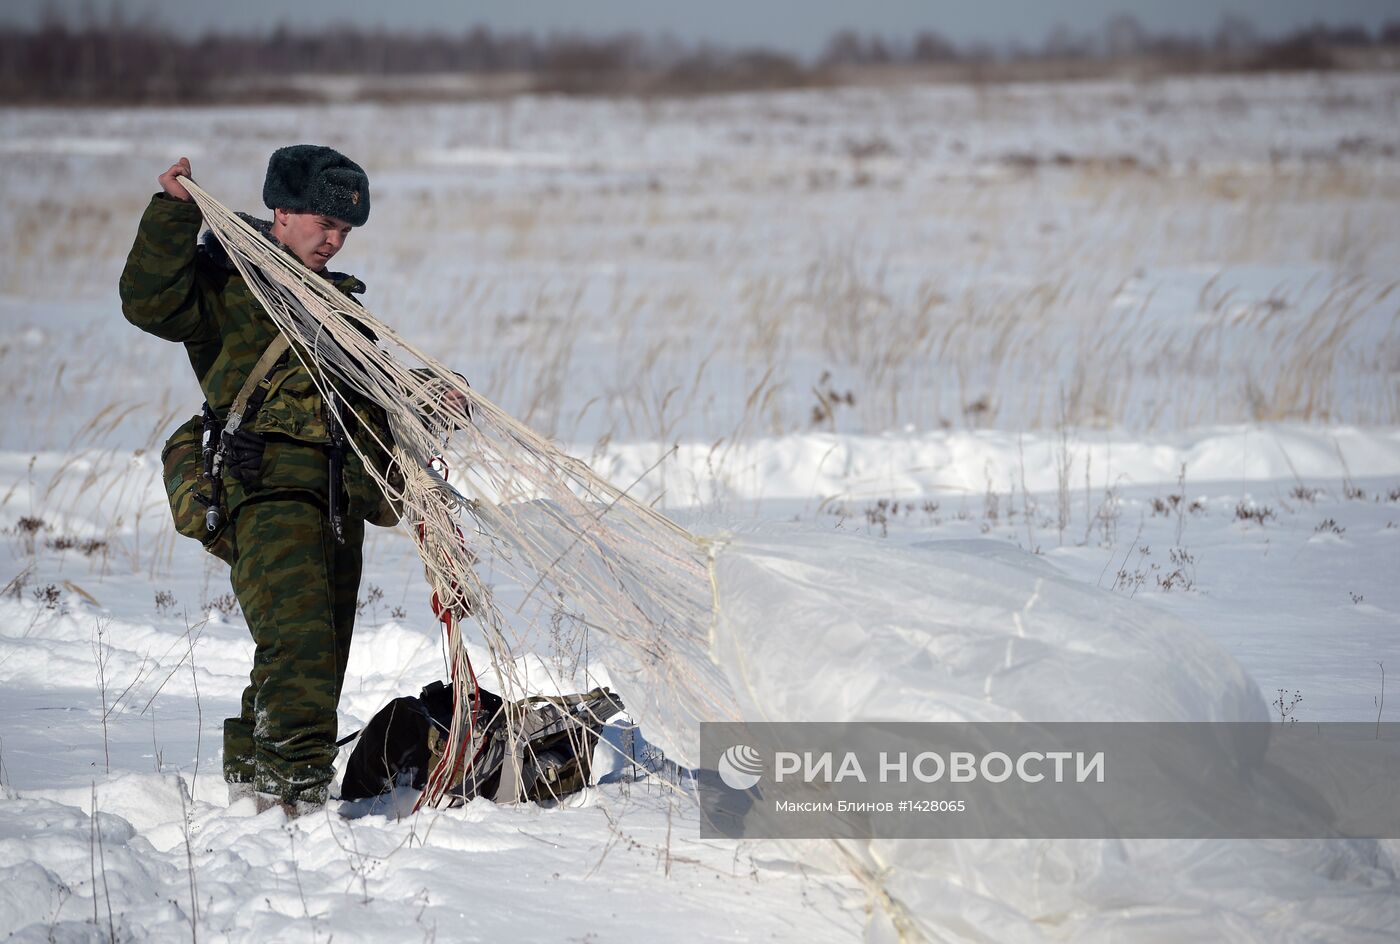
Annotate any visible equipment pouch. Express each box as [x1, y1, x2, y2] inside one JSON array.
[[160, 414, 236, 565], [223, 426, 267, 486]]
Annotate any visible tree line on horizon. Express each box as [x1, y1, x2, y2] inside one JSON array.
[[2, 11, 1397, 104]]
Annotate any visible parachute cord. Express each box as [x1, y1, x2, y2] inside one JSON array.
[[703, 537, 724, 649], [413, 455, 483, 811]]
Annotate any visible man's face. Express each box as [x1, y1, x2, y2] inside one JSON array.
[[271, 208, 352, 272]]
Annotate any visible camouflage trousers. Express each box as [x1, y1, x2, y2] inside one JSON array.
[[222, 495, 364, 804]]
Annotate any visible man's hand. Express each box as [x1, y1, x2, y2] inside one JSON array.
[[439, 387, 472, 421], [429, 376, 473, 427], [158, 158, 194, 202]]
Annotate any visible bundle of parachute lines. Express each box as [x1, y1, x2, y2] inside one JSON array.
[[180, 178, 735, 809]]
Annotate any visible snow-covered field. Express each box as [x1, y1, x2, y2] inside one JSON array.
[[2, 72, 1399, 941]]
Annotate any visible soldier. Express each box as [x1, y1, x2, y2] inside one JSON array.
[[121, 145, 401, 815]]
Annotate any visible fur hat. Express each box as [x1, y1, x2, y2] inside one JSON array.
[[262, 144, 370, 227]]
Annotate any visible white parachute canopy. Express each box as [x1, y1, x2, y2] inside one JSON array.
[[713, 533, 1400, 942], [179, 178, 737, 798]]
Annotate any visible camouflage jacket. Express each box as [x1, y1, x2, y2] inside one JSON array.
[[120, 193, 399, 525]]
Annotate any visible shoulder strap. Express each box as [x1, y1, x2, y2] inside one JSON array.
[[223, 335, 290, 435]]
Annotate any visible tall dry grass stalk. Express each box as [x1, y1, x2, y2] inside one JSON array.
[[5, 80, 1397, 587]]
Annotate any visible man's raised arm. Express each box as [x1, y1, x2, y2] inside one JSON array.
[[119, 157, 216, 344]]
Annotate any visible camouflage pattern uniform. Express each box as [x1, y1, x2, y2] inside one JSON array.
[[120, 193, 397, 805]]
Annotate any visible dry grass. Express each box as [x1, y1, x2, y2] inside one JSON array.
[[0, 76, 1395, 563]]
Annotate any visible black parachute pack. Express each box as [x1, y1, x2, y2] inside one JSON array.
[[340, 680, 624, 805]]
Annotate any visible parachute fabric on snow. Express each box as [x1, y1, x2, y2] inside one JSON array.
[[178, 177, 737, 807]]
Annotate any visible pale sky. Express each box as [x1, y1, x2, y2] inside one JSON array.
[[6, 0, 1395, 58]]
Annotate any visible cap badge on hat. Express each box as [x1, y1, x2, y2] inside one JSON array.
[[352, 190, 361, 205]]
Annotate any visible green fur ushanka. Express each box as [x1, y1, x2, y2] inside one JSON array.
[[262, 144, 371, 226]]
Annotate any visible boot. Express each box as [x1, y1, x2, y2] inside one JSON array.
[[255, 791, 325, 819]]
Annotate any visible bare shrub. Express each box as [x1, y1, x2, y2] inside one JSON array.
[[1150, 494, 1204, 517], [46, 535, 109, 557], [809, 371, 856, 429], [357, 584, 384, 620], [864, 499, 891, 538], [205, 592, 241, 621], [1157, 548, 1197, 591], [1112, 545, 1156, 598], [1234, 502, 1276, 525], [12, 515, 46, 555], [33, 584, 61, 609], [14, 516, 46, 534], [1273, 689, 1303, 723]]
